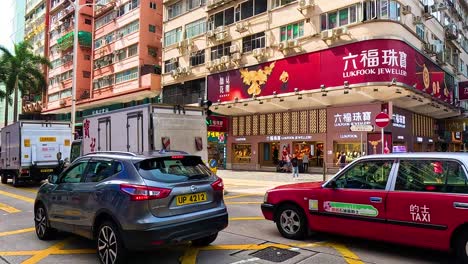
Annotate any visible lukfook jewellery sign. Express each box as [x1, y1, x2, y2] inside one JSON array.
[[334, 111, 372, 127]]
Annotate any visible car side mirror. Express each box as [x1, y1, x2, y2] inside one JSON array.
[[48, 174, 59, 184], [328, 180, 337, 189]]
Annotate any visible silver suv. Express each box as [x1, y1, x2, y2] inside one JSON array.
[[34, 151, 228, 264]]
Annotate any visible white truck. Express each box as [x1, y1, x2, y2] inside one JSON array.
[[71, 104, 208, 162], [0, 121, 72, 186]]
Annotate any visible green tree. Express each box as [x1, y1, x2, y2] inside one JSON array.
[[0, 41, 51, 126]]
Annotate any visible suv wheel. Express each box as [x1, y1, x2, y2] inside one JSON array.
[[1, 174, 7, 184], [97, 221, 127, 264], [192, 233, 218, 246], [34, 204, 56, 240], [276, 204, 307, 240]]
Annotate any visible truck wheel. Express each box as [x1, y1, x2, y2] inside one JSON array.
[[1, 175, 7, 184], [12, 174, 20, 187]]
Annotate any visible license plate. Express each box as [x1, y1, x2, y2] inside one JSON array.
[[40, 169, 53, 173], [176, 192, 207, 206]]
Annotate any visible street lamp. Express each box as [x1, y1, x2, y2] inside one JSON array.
[[67, 0, 104, 138]]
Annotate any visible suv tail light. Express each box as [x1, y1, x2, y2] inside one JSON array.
[[211, 178, 224, 191], [20, 169, 29, 175], [120, 184, 171, 201]]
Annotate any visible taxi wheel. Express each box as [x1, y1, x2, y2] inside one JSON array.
[[97, 221, 127, 264], [455, 229, 468, 263], [275, 204, 307, 240], [34, 204, 56, 240], [192, 233, 218, 246]]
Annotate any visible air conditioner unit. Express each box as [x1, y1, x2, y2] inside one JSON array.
[[252, 48, 265, 58], [423, 43, 436, 54], [412, 15, 423, 25], [401, 5, 411, 15], [206, 61, 215, 70], [231, 53, 241, 62], [221, 55, 230, 64], [229, 44, 238, 53], [321, 29, 333, 40], [207, 0, 215, 7], [333, 26, 348, 37], [298, 0, 314, 10], [214, 58, 222, 66], [207, 30, 215, 38], [278, 41, 288, 50], [215, 26, 225, 33], [182, 66, 191, 75], [215, 32, 227, 41], [235, 22, 248, 32], [170, 57, 178, 63], [287, 39, 298, 48], [59, 99, 66, 106], [171, 69, 179, 77], [436, 2, 448, 11], [176, 67, 183, 74], [117, 32, 124, 39]]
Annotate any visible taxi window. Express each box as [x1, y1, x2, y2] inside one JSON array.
[[395, 159, 468, 193], [332, 160, 393, 190]]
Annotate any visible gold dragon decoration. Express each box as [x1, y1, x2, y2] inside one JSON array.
[[239, 62, 276, 96]]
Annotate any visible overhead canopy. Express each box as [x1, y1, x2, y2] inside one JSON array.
[[57, 31, 92, 50]]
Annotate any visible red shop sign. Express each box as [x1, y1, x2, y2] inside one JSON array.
[[208, 39, 453, 104], [459, 81, 468, 101], [207, 115, 229, 132]]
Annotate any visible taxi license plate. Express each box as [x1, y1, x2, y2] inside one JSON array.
[[40, 169, 53, 173], [176, 192, 207, 206]]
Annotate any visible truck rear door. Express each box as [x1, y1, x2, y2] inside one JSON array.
[[127, 111, 144, 153], [98, 117, 111, 151]]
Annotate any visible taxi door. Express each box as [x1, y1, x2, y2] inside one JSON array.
[[316, 159, 396, 240], [385, 158, 468, 251]]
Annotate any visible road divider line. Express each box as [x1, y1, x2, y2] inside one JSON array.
[[22, 239, 71, 264], [229, 217, 264, 221], [180, 247, 199, 264], [225, 202, 262, 205], [326, 243, 364, 264], [0, 227, 35, 237], [0, 190, 35, 203], [0, 202, 21, 213]]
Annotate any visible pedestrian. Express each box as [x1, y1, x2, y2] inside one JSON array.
[[336, 152, 347, 170], [286, 153, 291, 172], [302, 153, 309, 173], [291, 154, 299, 179]]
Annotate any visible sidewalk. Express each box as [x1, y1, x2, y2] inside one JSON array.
[[217, 170, 335, 195]]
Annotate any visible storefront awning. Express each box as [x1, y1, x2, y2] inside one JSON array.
[[57, 31, 92, 50]]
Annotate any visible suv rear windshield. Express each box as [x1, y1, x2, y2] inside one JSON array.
[[137, 156, 212, 183]]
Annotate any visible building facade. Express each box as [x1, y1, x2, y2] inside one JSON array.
[[24, 0, 47, 56], [161, 0, 468, 171]]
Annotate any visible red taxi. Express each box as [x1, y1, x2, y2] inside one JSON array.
[[261, 153, 468, 262]]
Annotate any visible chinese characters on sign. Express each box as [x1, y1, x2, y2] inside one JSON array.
[[91, 108, 109, 115], [410, 204, 431, 222], [343, 49, 407, 78], [218, 75, 231, 98], [392, 113, 406, 128], [334, 111, 372, 127]]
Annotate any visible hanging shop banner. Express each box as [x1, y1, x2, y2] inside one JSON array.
[[459, 81, 468, 101], [207, 115, 229, 132], [208, 39, 453, 104]]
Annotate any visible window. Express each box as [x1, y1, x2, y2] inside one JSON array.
[[416, 24, 425, 41], [211, 42, 231, 60], [95, 11, 116, 28], [85, 19, 92, 25], [395, 159, 468, 193], [150, 2, 157, 9], [48, 92, 59, 102], [331, 160, 394, 190], [60, 89, 72, 98], [186, 19, 206, 38], [190, 50, 205, 66], [186, 0, 201, 11], [117, 0, 140, 17], [137, 156, 211, 183], [85, 160, 117, 182], [280, 22, 304, 41], [148, 46, 157, 57], [321, 4, 358, 30], [362, 0, 400, 22], [117, 20, 139, 38], [210, 0, 266, 25], [115, 67, 138, 83], [94, 75, 114, 89], [83, 71, 91, 78], [164, 27, 182, 46], [168, 1, 183, 19], [149, 24, 156, 33], [272, 0, 295, 8], [213, 8, 234, 28], [61, 162, 88, 183], [128, 44, 138, 57], [164, 59, 178, 73], [242, 32, 265, 52]]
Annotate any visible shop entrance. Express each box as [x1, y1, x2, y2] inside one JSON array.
[[292, 142, 324, 168], [259, 142, 280, 166], [208, 142, 226, 169]]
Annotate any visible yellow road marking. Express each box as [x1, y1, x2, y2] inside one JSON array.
[[224, 194, 262, 200], [0, 190, 35, 203], [22, 239, 71, 264], [327, 243, 364, 264], [225, 202, 262, 205], [179, 247, 199, 264], [229, 217, 265, 221], [0, 227, 35, 237], [55, 249, 95, 254], [0, 251, 42, 256], [0, 202, 21, 213]]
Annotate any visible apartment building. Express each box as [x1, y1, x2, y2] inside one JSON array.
[[89, 0, 162, 112], [161, 0, 468, 171], [24, 0, 47, 56]]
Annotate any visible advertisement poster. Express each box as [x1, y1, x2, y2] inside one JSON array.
[[208, 39, 454, 105], [459, 81, 468, 101], [367, 133, 393, 155]]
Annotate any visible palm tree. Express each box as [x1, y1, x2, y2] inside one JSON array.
[[0, 54, 11, 126], [0, 41, 51, 126]]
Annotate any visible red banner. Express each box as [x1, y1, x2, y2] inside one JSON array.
[[208, 39, 453, 104], [207, 115, 229, 132], [459, 81, 468, 101]]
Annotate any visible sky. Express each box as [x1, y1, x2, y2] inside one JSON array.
[[0, 0, 15, 52]]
